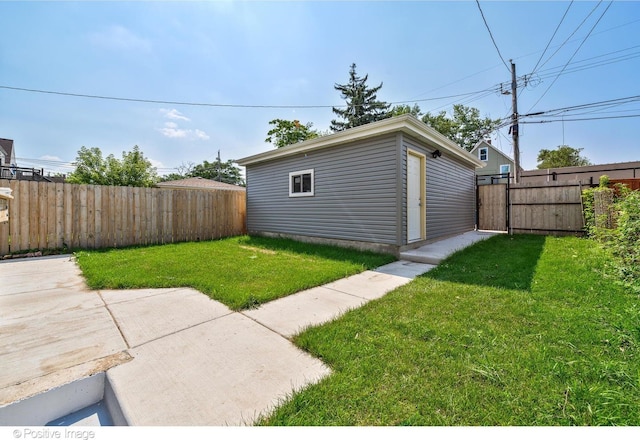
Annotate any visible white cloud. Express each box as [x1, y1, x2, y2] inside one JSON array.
[[158, 122, 188, 138], [160, 108, 190, 121], [157, 109, 209, 140], [158, 122, 209, 140], [89, 25, 151, 52], [194, 129, 210, 140]]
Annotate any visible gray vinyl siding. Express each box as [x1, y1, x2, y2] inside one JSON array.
[[403, 136, 476, 242], [245, 135, 400, 245]]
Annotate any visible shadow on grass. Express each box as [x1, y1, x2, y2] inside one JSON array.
[[240, 235, 396, 268], [422, 234, 547, 291]]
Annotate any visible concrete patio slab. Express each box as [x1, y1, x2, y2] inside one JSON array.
[[2, 287, 104, 320], [99, 287, 183, 304], [101, 288, 233, 348], [0, 256, 130, 407], [0, 353, 130, 411], [0, 304, 128, 406], [107, 313, 331, 426], [1, 255, 87, 296]]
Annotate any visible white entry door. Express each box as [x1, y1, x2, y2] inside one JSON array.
[[407, 151, 425, 242]]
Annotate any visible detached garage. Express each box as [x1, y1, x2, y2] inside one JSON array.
[[237, 114, 485, 256]]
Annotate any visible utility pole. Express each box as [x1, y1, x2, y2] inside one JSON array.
[[216, 150, 221, 182], [510, 60, 521, 183]]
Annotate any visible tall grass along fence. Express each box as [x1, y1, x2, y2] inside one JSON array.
[[582, 177, 640, 291], [0, 179, 246, 256]]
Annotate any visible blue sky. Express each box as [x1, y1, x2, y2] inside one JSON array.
[[1, 0, 639, 176]]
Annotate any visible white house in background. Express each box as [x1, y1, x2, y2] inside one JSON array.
[[470, 140, 516, 185]]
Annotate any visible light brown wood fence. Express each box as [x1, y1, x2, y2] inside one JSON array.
[[477, 184, 507, 232], [0, 179, 246, 255], [477, 181, 585, 235]]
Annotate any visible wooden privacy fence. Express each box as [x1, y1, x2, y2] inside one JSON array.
[[477, 181, 585, 235], [0, 179, 246, 255], [610, 178, 640, 191]]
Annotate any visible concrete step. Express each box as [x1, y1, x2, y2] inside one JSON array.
[[399, 231, 498, 265]]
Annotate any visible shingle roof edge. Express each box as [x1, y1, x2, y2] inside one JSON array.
[[236, 114, 485, 168]]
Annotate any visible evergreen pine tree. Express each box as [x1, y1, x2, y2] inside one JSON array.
[[330, 63, 390, 132]]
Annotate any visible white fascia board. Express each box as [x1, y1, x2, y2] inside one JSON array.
[[237, 114, 485, 168]]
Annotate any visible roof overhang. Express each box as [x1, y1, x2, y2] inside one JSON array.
[[237, 114, 485, 168]]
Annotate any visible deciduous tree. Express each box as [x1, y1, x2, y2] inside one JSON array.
[[66, 145, 158, 187], [421, 104, 501, 151], [190, 159, 244, 185], [537, 145, 592, 169], [265, 119, 319, 148]]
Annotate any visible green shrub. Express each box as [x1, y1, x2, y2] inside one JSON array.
[[582, 186, 596, 235], [582, 186, 617, 241], [611, 190, 640, 291], [583, 178, 640, 291]]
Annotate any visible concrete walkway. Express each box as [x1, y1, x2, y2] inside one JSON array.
[[0, 230, 494, 426]]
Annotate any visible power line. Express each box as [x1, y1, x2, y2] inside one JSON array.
[[529, 94, 640, 114], [534, 1, 604, 73], [533, 45, 640, 81], [527, 1, 613, 112], [535, 53, 640, 82], [423, 89, 499, 114], [506, 16, 640, 72], [16, 157, 75, 168], [0, 84, 500, 110], [0, 85, 338, 109], [522, 114, 640, 123], [401, 88, 499, 104], [531, 0, 574, 76], [561, 106, 640, 117], [475, 0, 510, 72], [2, 38, 635, 117], [478, 94, 640, 135], [406, 63, 503, 101], [407, 16, 640, 103]]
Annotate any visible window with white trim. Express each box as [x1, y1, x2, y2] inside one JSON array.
[[500, 164, 511, 175], [479, 147, 488, 161], [289, 169, 314, 197]]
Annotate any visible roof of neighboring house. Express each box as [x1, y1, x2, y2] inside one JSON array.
[[237, 114, 485, 168], [156, 177, 245, 191]]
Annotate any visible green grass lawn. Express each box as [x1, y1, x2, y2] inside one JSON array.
[[259, 235, 640, 426], [73, 235, 395, 310]]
